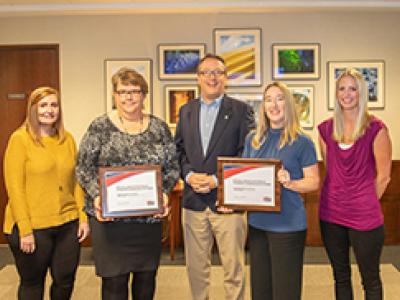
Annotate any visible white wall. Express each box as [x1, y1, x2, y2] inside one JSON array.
[[1, 11, 399, 157]]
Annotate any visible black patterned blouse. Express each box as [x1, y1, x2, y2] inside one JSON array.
[[76, 114, 180, 220]]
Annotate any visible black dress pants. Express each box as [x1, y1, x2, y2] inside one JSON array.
[[6, 220, 80, 300], [249, 225, 306, 300], [320, 221, 384, 300], [101, 270, 157, 300]]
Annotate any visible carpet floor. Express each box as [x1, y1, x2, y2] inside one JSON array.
[[0, 264, 399, 299]]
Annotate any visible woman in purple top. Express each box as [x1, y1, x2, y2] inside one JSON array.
[[318, 68, 392, 300]]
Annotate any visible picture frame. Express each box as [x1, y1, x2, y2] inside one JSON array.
[[228, 92, 264, 121], [165, 84, 199, 127], [104, 58, 153, 113], [214, 28, 262, 87], [287, 85, 314, 129], [99, 165, 163, 218], [327, 60, 385, 109], [158, 44, 206, 80], [272, 43, 320, 80], [217, 157, 281, 212]]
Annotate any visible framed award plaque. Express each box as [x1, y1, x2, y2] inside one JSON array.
[[217, 157, 281, 212], [99, 165, 163, 218]]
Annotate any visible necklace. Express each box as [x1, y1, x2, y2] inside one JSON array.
[[118, 113, 144, 134]]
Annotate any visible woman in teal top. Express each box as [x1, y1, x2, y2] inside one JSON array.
[[242, 82, 320, 300]]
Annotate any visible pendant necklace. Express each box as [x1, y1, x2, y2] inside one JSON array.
[[118, 114, 143, 134]]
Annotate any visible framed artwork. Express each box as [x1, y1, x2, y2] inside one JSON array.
[[327, 60, 385, 109], [214, 28, 262, 87], [165, 84, 199, 126], [229, 92, 264, 121], [104, 59, 153, 113], [158, 44, 206, 80], [272, 43, 320, 80], [288, 85, 314, 129]]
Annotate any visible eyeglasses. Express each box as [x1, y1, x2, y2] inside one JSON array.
[[198, 70, 226, 78], [115, 90, 142, 97]]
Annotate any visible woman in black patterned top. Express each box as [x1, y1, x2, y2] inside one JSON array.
[[76, 67, 179, 300]]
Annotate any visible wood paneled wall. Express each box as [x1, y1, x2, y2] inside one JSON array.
[[169, 161, 400, 250]]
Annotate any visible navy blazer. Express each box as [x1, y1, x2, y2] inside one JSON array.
[[175, 95, 255, 211]]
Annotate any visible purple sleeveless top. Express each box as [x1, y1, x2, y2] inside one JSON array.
[[318, 117, 385, 231]]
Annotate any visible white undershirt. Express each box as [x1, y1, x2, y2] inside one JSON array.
[[338, 142, 354, 150]]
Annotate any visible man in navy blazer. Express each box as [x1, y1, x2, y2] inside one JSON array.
[[175, 54, 255, 300]]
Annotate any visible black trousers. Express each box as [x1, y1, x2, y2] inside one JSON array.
[[248, 225, 306, 300], [101, 270, 157, 300], [320, 221, 384, 300], [6, 220, 80, 300]]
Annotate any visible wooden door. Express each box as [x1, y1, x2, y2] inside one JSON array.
[[0, 44, 59, 243]]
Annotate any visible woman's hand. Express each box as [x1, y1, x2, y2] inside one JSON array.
[[215, 199, 234, 214], [277, 167, 292, 189], [216, 205, 234, 214], [154, 193, 171, 218], [278, 164, 320, 193], [20, 233, 35, 254], [94, 196, 113, 222], [77, 222, 90, 243]]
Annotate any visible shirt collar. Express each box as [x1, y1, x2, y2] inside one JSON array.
[[200, 94, 224, 107]]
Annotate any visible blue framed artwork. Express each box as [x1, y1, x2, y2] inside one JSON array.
[[158, 44, 206, 80], [327, 60, 385, 109], [272, 43, 320, 80]]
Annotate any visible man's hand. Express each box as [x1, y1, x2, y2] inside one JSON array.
[[188, 173, 210, 193], [203, 175, 217, 190], [188, 173, 217, 194]]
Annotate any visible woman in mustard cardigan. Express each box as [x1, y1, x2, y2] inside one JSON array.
[[3, 87, 90, 300]]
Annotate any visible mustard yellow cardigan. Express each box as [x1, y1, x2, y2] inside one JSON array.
[[3, 127, 87, 237]]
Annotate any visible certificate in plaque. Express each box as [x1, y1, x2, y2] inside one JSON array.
[[217, 157, 281, 212], [99, 165, 163, 218]]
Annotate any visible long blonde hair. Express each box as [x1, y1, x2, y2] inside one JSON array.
[[333, 68, 370, 142], [252, 82, 303, 149], [24, 86, 65, 146]]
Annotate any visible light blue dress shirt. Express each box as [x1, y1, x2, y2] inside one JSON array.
[[185, 95, 223, 185], [199, 95, 223, 156]]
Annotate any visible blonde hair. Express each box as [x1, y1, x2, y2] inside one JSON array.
[[333, 68, 370, 142], [24, 86, 65, 146], [252, 82, 303, 149]]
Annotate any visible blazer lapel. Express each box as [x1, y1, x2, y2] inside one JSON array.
[[205, 96, 232, 159], [190, 100, 205, 159]]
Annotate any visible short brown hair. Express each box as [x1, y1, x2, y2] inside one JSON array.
[[196, 53, 226, 73], [111, 67, 149, 95], [24, 86, 65, 145]]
